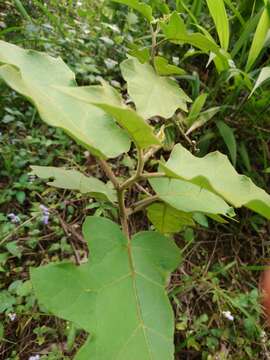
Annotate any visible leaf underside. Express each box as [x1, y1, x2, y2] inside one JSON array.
[[161, 144, 270, 219], [31, 217, 181, 360], [120, 57, 191, 119], [30, 166, 116, 203], [0, 40, 130, 159]]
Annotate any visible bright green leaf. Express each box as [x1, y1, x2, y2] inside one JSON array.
[[149, 178, 234, 216], [147, 202, 194, 233], [250, 66, 270, 96], [217, 121, 237, 166], [186, 93, 208, 126], [246, 7, 270, 71], [154, 56, 186, 76], [31, 216, 181, 359], [160, 144, 270, 219], [206, 0, 230, 50], [30, 166, 116, 203], [0, 41, 130, 159], [120, 57, 191, 119], [161, 12, 225, 57], [111, 0, 153, 22]]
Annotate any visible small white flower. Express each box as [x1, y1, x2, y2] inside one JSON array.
[[29, 356, 40, 360], [7, 313, 16, 321], [222, 310, 234, 321]]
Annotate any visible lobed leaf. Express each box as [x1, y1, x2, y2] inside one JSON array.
[[149, 178, 234, 216], [59, 83, 161, 149], [31, 216, 181, 359], [30, 166, 116, 203], [120, 57, 191, 119], [160, 144, 270, 219], [0, 41, 130, 159]]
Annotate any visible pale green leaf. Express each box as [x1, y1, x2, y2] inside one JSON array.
[[147, 202, 194, 233], [186, 93, 208, 126], [186, 107, 220, 135], [30, 166, 116, 203], [111, 0, 153, 22], [246, 7, 270, 71], [120, 57, 191, 119], [0, 41, 130, 159], [149, 178, 234, 216], [206, 0, 230, 50], [31, 216, 181, 359], [58, 84, 161, 149], [154, 56, 186, 76], [217, 120, 237, 166], [160, 144, 270, 219], [250, 66, 270, 96]]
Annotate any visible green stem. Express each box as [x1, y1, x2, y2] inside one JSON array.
[[127, 195, 159, 216]]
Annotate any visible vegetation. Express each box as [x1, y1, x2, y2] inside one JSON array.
[[0, 1, 270, 359]]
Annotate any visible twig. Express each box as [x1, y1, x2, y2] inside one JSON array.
[[120, 149, 145, 190], [127, 195, 159, 216], [98, 159, 120, 189], [141, 172, 166, 179], [58, 215, 82, 265]]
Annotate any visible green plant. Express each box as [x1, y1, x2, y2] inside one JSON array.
[[0, 1, 270, 359]]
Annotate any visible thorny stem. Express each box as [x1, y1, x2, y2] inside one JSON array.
[[127, 195, 159, 216]]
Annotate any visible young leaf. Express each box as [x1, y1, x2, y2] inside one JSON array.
[[186, 107, 220, 135], [147, 202, 194, 234], [111, 0, 153, 22], [57, 85, 161, 149], [250, 66, 270, 96], [161, 12, 225, 57], [186, 93, 208, 126], [120, 57, 191, 119], [149, 178, 234, 216], [217, 120, 237, 166], [206, 0, 230, 50], [160, 144, 270, 219], [246, 7, 270, 71], [30, 166, 116, 203], [0, 40, 130, 159], [154, 56, 186, 76], [31, 216, 181, 360]]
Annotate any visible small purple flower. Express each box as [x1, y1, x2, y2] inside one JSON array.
[[7, 213, 20, 224], [40, 204, 50, 225]]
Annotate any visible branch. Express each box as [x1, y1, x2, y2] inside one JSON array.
[[127, 195, 159, 216], [141, 172, 166, 179], [120, 148, 145, 190], [98, 159, 120, 189]]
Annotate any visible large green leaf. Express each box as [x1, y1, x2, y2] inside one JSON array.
[[30, 166, 116, 203], [59, 84, 161, 149], [0, 40, 130, 159], [154, 56, 186, 76], [246, 6, 270, 71], [206, 0, 230, 50], [149, 178, 234, 216], [147, 202, 194, 234], [31, 216, 181, 360], [160, 144, 270, 219], [120, 57, 191, 119], [111, 0, 153, 22]]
